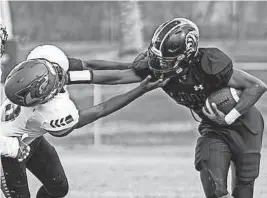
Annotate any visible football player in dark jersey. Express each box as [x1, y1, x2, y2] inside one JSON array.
[[66, 18, 266, 198]]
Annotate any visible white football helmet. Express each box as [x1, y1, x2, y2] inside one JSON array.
[[26, 45, 69, 71]]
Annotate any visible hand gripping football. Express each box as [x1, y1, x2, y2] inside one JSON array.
[[205, 87, 242, 114]]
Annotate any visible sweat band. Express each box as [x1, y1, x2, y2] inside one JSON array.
[[67, 70, 93, 84], [225, 108, 241, 125]]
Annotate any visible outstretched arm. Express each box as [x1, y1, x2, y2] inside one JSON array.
[[44, 76, 168, 137], [68, 57, 132, 70], [76, 76, 168, 128], [67, 69, 142, 85], [67, 52, 149, 85], [84, 60, 132, 70]]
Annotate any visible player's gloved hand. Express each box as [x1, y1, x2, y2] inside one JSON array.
[[16, 134, 31, 162], [139, 75, 169, 92], [202, 103, 227, 125]]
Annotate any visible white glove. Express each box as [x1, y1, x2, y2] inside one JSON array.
[[0, 134, 30, 162]]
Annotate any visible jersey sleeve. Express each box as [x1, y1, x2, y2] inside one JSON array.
[[132, 51, 151, 79], [37, 93, 80, 137], [41, 113, 79, 137], [201, 48, 233, 89], [68, 57, 84, 71]]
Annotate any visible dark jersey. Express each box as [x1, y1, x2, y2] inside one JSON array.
[[133, 47, 264, 135], [133, 48, 233, 119]]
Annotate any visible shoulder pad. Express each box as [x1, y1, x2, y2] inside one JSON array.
[[36, 92, 79, 132], [200, 48, 232, 75]]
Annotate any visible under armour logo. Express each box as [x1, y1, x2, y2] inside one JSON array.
[[194, 84, 204, 91]]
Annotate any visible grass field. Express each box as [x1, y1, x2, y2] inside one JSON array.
[[2, 40, 267, 197], [27, 145, 267, 198]]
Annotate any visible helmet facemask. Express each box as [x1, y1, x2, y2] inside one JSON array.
[[38, 59, 67, 105], [148, 45, 193, 79]]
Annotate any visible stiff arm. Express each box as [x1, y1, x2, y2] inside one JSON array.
[[67, 53, 147, 85]]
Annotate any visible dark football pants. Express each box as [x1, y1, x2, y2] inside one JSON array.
[[195, 124, 263, 198], [1, 136, 68, 198]]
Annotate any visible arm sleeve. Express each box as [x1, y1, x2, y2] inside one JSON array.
[[41, 114, 79, 137], [201, 48, 233, 89], [68, 57, 84, 71]]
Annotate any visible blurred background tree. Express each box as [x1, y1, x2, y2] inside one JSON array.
[[9, 1, 267, 43], [118, 1, 144, 57]]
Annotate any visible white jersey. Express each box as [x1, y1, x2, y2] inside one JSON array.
[[0, 89, 79, 145]]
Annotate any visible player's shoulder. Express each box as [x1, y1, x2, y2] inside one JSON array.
[[34, 89, 79, 131], [199, 47, 233, 75]]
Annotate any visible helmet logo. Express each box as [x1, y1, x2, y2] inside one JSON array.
[[185, 31, 198, 52], [15, 73, 50, 106]]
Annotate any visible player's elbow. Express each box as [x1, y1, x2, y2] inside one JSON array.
[[255, 80, 267, 94]]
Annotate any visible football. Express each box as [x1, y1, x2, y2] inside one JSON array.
[[205, 87, 242, 114]]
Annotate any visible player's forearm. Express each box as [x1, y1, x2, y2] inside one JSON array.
[[235, 83, 267, 115], [77, 85, 146, 128], [67, 69, 141, 85], [83, 60, 132, 70], [99, 86, 145, 117], [225, 69, 267, 125]]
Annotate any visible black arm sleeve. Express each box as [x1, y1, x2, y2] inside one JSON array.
[[68, 57, 84, 71]]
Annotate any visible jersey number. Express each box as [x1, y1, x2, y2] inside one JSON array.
[[1, 103, 21, 122]]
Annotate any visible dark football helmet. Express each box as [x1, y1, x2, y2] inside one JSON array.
[[4, 59, 67, 107], [148, 18, 199, 78]]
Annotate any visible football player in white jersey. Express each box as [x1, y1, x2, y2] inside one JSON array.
[[1, 23, 31, 162], [1, 45, 169, 198]]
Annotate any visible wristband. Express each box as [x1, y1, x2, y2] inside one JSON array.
[[0, 136, 19, 158], [67, 70, 93, 84], [224, 108, 241, 125]]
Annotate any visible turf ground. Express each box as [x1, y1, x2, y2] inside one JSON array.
[[27, 145, 267, 198], [1, 40, 267, 197]]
